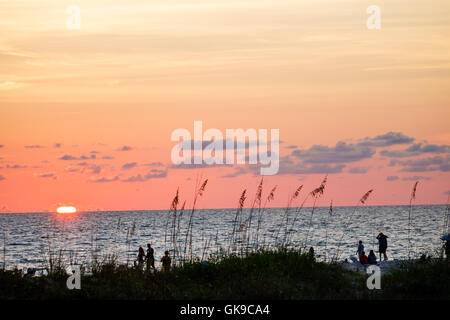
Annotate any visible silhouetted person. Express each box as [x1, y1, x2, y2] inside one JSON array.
[[146, 243, 155, 270], [376, 233, 389, 261], [368, 250, 377, 265], [359, 251, 369, 265], [308, 247, 315, 261], [136, 246, 145, 266], [445, 240, 450, 259], [161, 250, 171, 271], [357, 240, 364, 258]]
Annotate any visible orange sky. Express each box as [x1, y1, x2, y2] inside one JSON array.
[[1, 0, 449, 213]]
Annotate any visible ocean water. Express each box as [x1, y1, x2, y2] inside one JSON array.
[[0, 205, 447, 271]]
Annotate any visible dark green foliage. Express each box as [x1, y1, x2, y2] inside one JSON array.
[[380, 257, 450, 300], [1, 249, 448, 300]]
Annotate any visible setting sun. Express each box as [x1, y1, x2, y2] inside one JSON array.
[[56, 206, 77, 214]]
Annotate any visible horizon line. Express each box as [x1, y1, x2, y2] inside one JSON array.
[[1, 202, 448, 215]]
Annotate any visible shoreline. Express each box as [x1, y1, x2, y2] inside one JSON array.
[[1, 248, 449, 299]]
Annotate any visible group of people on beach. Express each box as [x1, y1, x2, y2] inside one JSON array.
[[135, 243, 172, 271], [134, 231, 448, 270], [356, 232, 389, 265]]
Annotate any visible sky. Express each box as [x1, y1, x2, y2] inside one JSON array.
[[0, 0, 449, 213]]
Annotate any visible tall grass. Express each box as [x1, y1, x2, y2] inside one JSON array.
[[184, 178, 208, 262], [324, 200, 333, 262], [442, 194, 449, 237], [302, 175, 327, 250], [332, 189, 373, 263], [228, 189, 247, 254], [274, 184, 303, 245], [407, 181, 419, 260], [243, 178, 263, 254], [2, 229, 6, 270], [254, 184, 277, 248]]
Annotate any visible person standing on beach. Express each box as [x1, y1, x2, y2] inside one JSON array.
[[356, 240, 364, 258], [308, 247, 315, 262], [445, 240, 450, 259], [146, 243, 155, 271], [161, 250, 171, 272], [136, 246, 145, 267], [376, 232, 389, 261]]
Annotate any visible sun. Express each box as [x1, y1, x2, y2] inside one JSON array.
[[56, 206, 77, 214]]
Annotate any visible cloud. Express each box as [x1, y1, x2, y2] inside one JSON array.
[[38, 172, 56, 179], [401, 176, 431, 181], [143, 162, 165, 167], [390, 156, 450, 172], [53, 143, 61, 148], [170, 162, 233, 170], [102, 155, 114, 160], [0, 81, 24, 90], [171, 132, 414, 177], [90, 165, 102, 174], [167, 131, 444, 178], [80, 154, 96, 160], [291, 141, 375, 164], [175, 138, 267, 153], [0, 145, 4, 148], [89, 175, 120, 183], [279, 162, 345, 175], [219, 132, 414, 178], [0, 175, 5, 181], [73, 162, 102, 174], [222, 155, 345, 178], [122, 169, 168, 182], [59, 154, 78, 161], [59, 154, 96, 161], [6, 164, 28, 169], [118, 146, 133, 151], [380, 143, 450, 158], [386, 176, 399, 181], [357, 132, 414, 147], [348, 166, 369, 174], [121, 162, 137, 170], [218, 132, 414, 178], [24, 145, 44, 149]]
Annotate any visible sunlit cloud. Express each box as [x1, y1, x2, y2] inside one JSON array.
[[402, 176, 431, 181], [89, 175, 120, 183], [37, 172, 56, 179], [348, 166, 370, 174], [122, 169, 168, 182], [121, 162, 137, 170], [6, 164, 28, 169], [386, 176, 399, 181], [117, 146, 133, 151]]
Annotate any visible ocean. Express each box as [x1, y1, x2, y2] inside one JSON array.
[[0, 205, 447, 271]]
